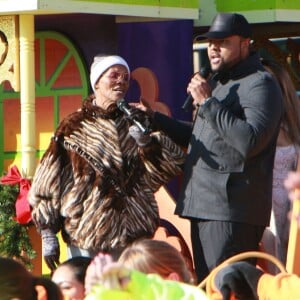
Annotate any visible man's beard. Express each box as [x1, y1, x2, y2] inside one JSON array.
[[213, 59, 231, 74]]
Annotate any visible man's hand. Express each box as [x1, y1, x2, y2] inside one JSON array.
[[41, 229, 60, 271], [187, 72, 211, 106], [214, 261, 264, 300], [130, 98, 154, 117]]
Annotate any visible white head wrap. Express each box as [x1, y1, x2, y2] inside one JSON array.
[[90, 55, 130, 92]]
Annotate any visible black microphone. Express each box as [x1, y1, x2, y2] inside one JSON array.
[[117, 99, 150, 135], [181, 66, 211, 112]]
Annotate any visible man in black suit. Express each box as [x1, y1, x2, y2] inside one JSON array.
[[137, 12, 283, 282]]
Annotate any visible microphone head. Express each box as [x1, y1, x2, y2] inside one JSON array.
[[116, 99, 126, 109], [117, 99, 125, 108], [117, 99, 132, 116], [199, 66, 211, 79]]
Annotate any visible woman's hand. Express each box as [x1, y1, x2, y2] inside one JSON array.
[[85, 253, 114, 294]]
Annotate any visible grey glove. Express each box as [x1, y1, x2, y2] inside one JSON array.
[[129, 125, 151, 147], [41, 229, 60, 271]]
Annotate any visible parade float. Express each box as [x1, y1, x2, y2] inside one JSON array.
[[0, 0, 299, 277]]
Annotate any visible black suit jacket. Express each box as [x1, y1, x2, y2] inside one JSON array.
[[155, 52, 283, 226]]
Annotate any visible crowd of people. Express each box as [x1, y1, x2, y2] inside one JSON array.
[[1, 11, 300, 300]]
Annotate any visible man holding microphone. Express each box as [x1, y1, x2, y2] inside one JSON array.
[[138, 12, 283, 282]]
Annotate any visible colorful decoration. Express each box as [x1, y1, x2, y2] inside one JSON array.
[[0, 174, 35, 269], [0, 15, 20, 91], [1, 165, 32, 224]]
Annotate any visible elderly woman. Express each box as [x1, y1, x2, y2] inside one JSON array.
[[28, 54, 186, 271]]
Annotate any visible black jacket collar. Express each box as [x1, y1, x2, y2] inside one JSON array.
[[212, 52, 263, 84]]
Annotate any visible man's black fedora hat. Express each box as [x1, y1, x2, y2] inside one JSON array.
[[195, 13, 252, 40]]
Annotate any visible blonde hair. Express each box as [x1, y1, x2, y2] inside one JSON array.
[[118, 239, 195, 284], [262, 59, 300, 146]]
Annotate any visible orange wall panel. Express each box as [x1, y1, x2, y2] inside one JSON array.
[[3, 99, 20, 152]]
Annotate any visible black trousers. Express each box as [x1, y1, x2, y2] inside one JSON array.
[[191, 219, 265, 283]]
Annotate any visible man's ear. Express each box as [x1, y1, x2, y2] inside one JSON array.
[[166, 272, 181, 282], [35, 285, 47, 300]]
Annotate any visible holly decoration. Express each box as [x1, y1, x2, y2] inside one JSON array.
[[0, 183, 35, 269]]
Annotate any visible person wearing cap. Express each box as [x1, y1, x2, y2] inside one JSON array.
[[28, 54, 186, 272], [209, 170, 300, 299], [211, 260, 300, 300], [136, 13, 283, 282]]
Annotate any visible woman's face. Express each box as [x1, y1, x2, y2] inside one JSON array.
[[94, 64, 130, 109], [52, 265, 85, 300]]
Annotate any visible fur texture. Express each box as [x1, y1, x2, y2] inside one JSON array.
[[28, 97, 185, 252]]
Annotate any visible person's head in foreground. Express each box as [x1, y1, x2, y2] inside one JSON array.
[[51, 256, 92, 300], [84, 247, 208, 300], [118, 238, 195, 284], [0, 256, 63, 300], [84, 239, 196, 296]]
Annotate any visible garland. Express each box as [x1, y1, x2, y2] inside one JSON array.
[[0, 168, 36, 269]]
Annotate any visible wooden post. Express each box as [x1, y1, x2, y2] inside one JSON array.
[[28, 225, 42, 276], [19, 14, 36, 179], [19, 14, 41, 274]]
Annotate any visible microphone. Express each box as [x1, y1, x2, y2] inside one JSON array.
[[117, 99, 150, 135], [181, 66, 211, 112]]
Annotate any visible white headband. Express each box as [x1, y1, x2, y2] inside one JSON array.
[[90, 55, 130, 92]]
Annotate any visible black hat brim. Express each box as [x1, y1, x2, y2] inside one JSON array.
[[195, 31, 236, 41]]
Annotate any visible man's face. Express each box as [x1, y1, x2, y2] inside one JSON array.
[[207, 35, 249, 72]]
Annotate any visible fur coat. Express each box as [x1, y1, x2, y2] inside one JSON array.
[[28, 97, 185, 252]]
